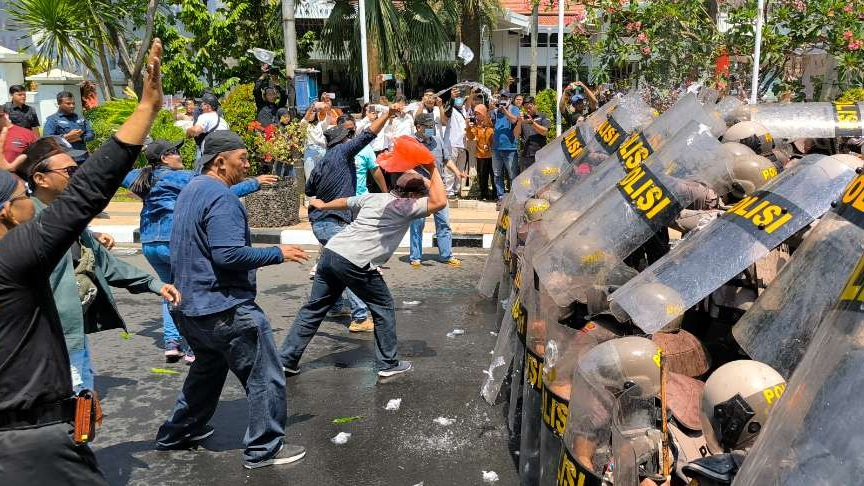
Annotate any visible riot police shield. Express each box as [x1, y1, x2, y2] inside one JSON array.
[[538, 318, 621, 485], [527, 94, 728, 264], [732, 252, 864, 485], [481, 287, 519, 405], [533, 121, 734, 308], [512, 97, 621, 204], [610, 387, 664, 486], [741, 101, 864, 140], [732, 163, 864, 378], [538, 92, 656, 205], [610, 153, 860, 334], [558, 337, 662, 486], [477, 194, 513, 297]]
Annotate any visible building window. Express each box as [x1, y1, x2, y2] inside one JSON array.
[[520, 33, 558, 47]]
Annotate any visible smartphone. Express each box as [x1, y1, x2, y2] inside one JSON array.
[[325, 92, 336, 100]]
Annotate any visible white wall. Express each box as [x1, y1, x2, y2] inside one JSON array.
[[0, 61, 25, 104]]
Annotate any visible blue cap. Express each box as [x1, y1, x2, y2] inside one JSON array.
[[570, 94, 585, 104]]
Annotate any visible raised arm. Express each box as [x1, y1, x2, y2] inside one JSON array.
[[577, 81, 598, 111]]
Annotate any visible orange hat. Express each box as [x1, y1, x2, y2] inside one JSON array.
[[376, 135, 435, 172]]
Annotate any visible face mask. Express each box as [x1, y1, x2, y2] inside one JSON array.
[[347, 129, 356, 139], [454, 97, 464, 107], [424, 128, 435, 139]]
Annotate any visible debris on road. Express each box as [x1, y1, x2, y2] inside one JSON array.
[[150, 367, 181, 375], [385, 399, 402, 411], [332, 416, 363, 425], [433, 417, 455, 426], [446, 329, 465, 338], [482, 470, 500, 482], [331, 432, 352, 445]]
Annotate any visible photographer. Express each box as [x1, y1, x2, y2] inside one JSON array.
[[513, 96, 550, 172], [490, 90, 520, 204], [560, 81, 598, 127], [254, 64, 288, 127]]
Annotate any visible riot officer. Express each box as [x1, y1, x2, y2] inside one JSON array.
[[682, 360, 786, 485]]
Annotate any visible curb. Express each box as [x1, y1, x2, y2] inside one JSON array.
[[89, 224, 494, 249]]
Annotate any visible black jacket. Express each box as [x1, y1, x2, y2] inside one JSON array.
[[0, 136, 141, 411]]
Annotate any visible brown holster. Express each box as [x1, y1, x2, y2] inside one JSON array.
[[73, 390, 103, 445]]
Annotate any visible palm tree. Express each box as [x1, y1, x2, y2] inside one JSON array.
[[9, 0, 161, 99], [320, 0, 500, 96], [529, 0, 540, 96], [458, 0, 502, 82]]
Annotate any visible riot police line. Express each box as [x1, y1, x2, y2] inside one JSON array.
[[477, 90, 864, 486]]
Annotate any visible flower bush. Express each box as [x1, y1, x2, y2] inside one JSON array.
[[247, 120, 306, 175]]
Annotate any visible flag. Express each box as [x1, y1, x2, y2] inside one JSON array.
[[457, 43, 474, 65]]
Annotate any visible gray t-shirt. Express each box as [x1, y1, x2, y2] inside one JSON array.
[[326, 193, 428, 268]]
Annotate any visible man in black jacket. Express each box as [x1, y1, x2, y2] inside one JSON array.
[[0, 39, 169, 485], [254, 67, 288, 127]]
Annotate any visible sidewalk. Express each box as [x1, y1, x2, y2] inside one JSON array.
[[91, 198, 501, 248]]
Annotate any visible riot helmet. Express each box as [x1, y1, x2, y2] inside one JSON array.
[[609, 281, 686, 330], [728, 153, 778, 199], [723, 121, 774, 156], [580, 336, 662, 396], [722, 141, 755, 159], [700, 360, 786, 454], [524, 198, 551, 222]]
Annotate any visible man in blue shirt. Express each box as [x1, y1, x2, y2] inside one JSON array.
[[490, 90, 521, 204], [42, 91, 94, 164], [305, 110, 394, 331], [158, 130, 309, 469]]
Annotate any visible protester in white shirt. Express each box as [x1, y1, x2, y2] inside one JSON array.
[[355, 104, 391, 154], [386, 95, 416, 147], [185, 93, 229, 157], [300, 102, 335, 184], [444, 86, 470, 197]]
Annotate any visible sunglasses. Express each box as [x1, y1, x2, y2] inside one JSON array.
[[41, 166, 79, 177]]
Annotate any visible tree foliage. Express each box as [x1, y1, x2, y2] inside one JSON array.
[[565, 0, 864, 99]]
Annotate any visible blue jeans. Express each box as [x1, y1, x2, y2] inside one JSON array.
[[492, 150, 519, 200], [69, 335, 94, 393], [143, 242, 182, 347], [409, 204, 452, 262], [311, 219, 368, 322], [280, 249, 399, 371], [157, 302, 287, 464]]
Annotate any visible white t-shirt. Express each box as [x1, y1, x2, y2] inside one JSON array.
[[356, 117, 390, 152], [446, 107, 467, 150], [326, 193, 428, 268], [386, 114, 417, 148], [195, 111, 229, 133]]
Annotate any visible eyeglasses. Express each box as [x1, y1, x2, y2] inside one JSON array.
[[41, 166, 79, 177], [9, 188, 29, 203]]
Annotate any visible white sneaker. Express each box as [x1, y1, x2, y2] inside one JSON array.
[[243, 443, 306, 469]]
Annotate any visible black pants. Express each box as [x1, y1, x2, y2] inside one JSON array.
[[0, 422, 108, 485], [477, 157, 493, 200]]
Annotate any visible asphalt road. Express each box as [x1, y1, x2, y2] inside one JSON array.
[[89, 249, 518, 486]]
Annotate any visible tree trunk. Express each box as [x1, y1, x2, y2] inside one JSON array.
[[95, 40, 116, 99], [112, 0, 159, 97], [366, 23, 382, 101], [282, 0, 298, 106], [460, 3, 482, 81], [529, 1, 539, 96]]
